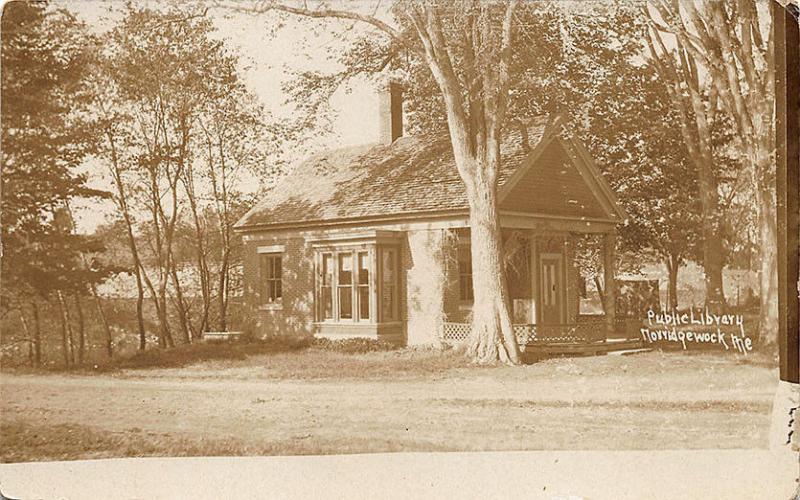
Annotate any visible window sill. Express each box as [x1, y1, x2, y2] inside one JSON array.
[[258, 303, 284, 311]]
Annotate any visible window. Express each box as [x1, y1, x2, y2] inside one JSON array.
[[260, 253, 282, 305], [458, 245, 473, 302], [338, 253, 353, 319], [314, 244, 399, 324]]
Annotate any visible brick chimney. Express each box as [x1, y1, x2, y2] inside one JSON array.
[[378, 81, 403, 145]]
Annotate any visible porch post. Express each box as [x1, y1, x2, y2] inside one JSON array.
[[603, 231, 616, 335]]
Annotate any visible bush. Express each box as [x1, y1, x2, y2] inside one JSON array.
[[103, 336, 312, 370], [311, 337, 398, 354]]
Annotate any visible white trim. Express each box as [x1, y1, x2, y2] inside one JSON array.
[[500, 210, 618, 225], [257, 244, 285, 254], [236, 209, 470, 234]]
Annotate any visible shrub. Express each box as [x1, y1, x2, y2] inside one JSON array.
[[102, 336, 312, 370], [311, 337, 398, 354]]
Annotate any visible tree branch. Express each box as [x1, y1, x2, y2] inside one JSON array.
[[214, 1, 411, 49]]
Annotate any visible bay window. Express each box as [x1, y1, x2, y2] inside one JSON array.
[[313, 235, 400, 325]]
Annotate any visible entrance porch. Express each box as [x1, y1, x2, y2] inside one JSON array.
[[441, 227, 644, 356]]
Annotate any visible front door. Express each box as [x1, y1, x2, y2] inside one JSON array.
[[539, 254, 564, 324]]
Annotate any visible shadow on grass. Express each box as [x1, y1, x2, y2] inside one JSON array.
[[0, 419, 456, 463], [2, 337, 408, 375], [110, 337, 313, 370]]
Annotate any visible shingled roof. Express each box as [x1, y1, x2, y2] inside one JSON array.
[[235, 116, 621, 230]]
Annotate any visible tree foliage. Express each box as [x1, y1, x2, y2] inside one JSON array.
[[1, 3, 115, 298]]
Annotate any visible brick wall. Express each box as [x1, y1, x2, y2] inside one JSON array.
[[240, 225, 582, 342], [242, 234, 315, 339]]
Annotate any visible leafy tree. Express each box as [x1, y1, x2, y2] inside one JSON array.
[[578, 60, 701, 310], [1, 1, 111, 365], [219, 0, 663, 363], [94, 4, 280, 348], [646, 0, 777, 341], [222, 0, 541, 363]]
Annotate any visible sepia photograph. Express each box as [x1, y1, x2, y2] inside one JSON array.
[[0, 0, 798, 498]]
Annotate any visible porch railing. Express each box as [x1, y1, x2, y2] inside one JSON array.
[[441, 320, 610, 346]]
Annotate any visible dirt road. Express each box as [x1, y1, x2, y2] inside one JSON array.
[[1, 353, 776, 455]]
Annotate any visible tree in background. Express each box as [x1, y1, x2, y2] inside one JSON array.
[[0, 2, 114, 365], [584, 60, 703, 311], [92, 4, 281, 350], [196, 84, 281, 331], [646, 0, 777, 342]]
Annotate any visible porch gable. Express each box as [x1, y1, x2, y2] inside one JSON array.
[[498, 136, 625, 223]]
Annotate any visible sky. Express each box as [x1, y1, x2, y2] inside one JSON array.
[[59, 0, 389, 233]]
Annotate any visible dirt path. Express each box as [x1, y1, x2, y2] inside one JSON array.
[[1, 357, 776, 453]]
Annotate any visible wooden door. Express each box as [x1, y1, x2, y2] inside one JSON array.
[[540, 254, 564, 324]]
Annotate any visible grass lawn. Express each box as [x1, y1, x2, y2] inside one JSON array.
[[0, 342, 779, 463]]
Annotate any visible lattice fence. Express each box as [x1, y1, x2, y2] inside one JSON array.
[[441, 321, 609, 346], [529, 321, 608, 344], [442, 322, 470, 344], [441, 323, 533, 345]]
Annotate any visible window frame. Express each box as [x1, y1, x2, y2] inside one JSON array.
[[313, 241, 400, 325], [257, 250, 284, 310], [337, 251, 355, 321]]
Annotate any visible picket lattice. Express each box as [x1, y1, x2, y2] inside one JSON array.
[[441, 320, 609, 346]]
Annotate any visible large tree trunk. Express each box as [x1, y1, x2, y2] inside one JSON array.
[[758, 186, 779, 344], [666, 255, 680, 311], [699, 165, 726, 309], [464, 177, 521, 365], [645, 27, 727, 310], [30, 300, 42, 366]]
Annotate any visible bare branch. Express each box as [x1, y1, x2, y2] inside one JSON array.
[[214, 1, 411, 49]]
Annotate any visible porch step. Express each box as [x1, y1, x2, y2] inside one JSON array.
[[607, 348, 653, 356], [522, 339, 645, 358]]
